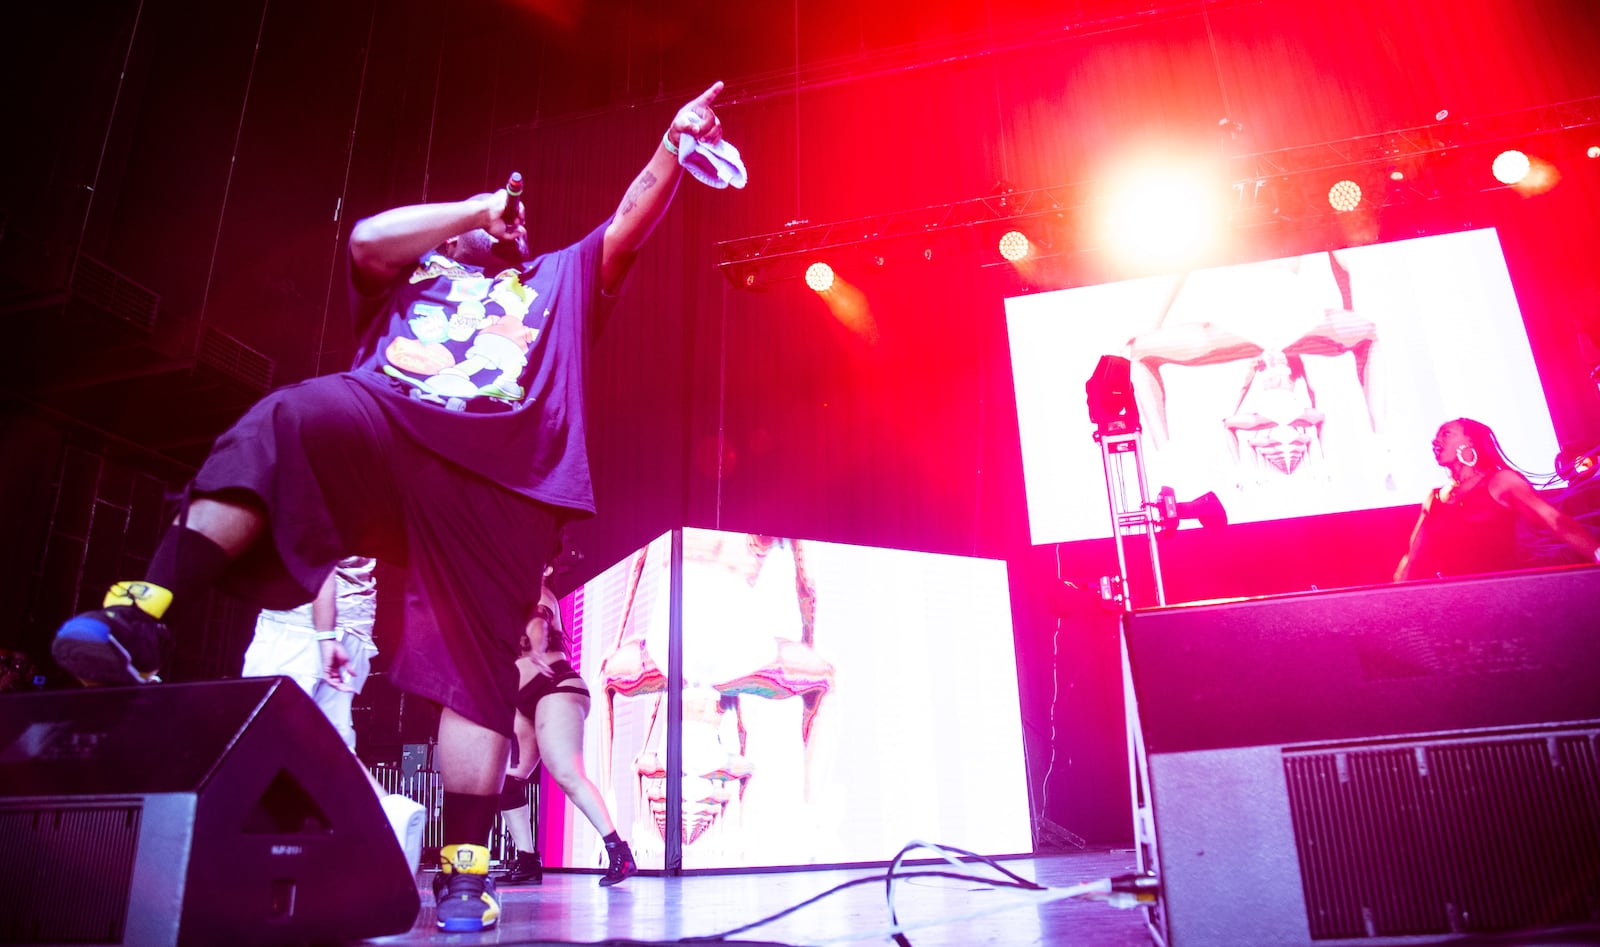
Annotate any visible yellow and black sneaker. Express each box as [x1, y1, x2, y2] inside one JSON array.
[[51, 582, 174, 686], [433, 843, 500, 933]]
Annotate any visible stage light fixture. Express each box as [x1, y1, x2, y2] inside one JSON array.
[[1587, 145, 1599, 160], [804, 261, 835, 293], [1086, 355, 1140, 436], [998, 229, 1031, 262], [1327, 179, 1362, 212], [1154, 486, 1229, 532], [1492, 149, 1531, 185]]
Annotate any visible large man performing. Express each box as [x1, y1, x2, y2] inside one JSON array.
[[51, 81, 734, 934]]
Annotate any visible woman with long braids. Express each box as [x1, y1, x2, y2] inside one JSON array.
[[1394, 418, 1600, 580]]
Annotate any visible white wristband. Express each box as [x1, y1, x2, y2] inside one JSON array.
[[315, 630, 338, 641], [662, 130, 680, 156]]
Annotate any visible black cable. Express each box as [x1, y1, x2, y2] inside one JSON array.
[[680, 867, 1042, 942], [882, 842, 1045, 947], [889, 841, 1043, 894]]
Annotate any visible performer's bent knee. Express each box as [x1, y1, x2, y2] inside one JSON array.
[[498, 773, 530, 810]]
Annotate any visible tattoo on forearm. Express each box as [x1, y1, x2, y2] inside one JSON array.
[[620, 170, 659, 217]]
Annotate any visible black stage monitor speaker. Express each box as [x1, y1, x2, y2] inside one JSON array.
[[0, 677, 420, 945], [1122, 566, 1600, 947]]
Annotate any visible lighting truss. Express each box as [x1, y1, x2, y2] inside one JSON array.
[[1238, 97, 1599, 180], [716, 95, 1600, 287], [716, 182, 1094, 286]]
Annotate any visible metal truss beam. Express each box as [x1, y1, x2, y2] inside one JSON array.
[[716, 95, 1600, 287]]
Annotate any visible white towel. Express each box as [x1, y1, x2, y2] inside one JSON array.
[[380, 792, 427, 877], [675, 133, 747, 190]]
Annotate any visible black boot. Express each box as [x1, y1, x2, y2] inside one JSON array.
[[599, 840, 637, 887], [501, 849, 542, 885]]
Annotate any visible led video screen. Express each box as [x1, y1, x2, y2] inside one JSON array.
[[1006, 228, 1562, 545], [537, 529, 1032, 871]]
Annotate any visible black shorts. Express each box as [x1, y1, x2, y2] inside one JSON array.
[[515, 659, 589, 719], [192, 372, 561, 737]]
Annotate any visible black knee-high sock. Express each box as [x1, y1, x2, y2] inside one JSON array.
[[442, 791, 500, 849], [144, 527, 231, 614]]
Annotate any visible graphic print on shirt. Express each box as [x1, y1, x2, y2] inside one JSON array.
[[383, 253, 542, 404]]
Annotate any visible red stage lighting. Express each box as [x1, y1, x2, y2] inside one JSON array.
[[804, 262, 835, 293], [1327, 179, 1362, 212], [998, 230, 1031, 262]]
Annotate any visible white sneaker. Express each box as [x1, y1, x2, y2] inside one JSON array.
[[380, 792, 427, 876]]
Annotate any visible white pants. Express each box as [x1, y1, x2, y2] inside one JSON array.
[[243, 617, 377, 752]]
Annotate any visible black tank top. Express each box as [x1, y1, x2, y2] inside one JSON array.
[[1410, 477, 1523, 578]]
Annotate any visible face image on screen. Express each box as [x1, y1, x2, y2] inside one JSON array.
[[539, 529, 1032, 871], [1006, 227, 1561, 545]]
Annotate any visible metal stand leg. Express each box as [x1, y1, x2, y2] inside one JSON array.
[[1097, 431, 1166, 610]]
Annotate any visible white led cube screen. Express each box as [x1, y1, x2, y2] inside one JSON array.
[[540, 529, 1031, 871]]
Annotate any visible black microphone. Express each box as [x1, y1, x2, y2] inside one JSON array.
[[501, 171, 524, 224]]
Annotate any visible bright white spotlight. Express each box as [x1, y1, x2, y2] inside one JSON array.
[[1588, 145, 1600, 160], [998, 230, 1031, 262], [804, 261, 835, 293], [1327, 179, 1362, 212], [1098, 164, 1222, 269], [1492, 150, 1530, 185]]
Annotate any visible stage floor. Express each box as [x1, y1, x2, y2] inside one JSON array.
[[366, 850, 1154, 946]]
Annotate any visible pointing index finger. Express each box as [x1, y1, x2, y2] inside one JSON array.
[[693, 80, 724, 108]]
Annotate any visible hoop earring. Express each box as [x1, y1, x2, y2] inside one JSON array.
[[1456, 445, 1479, 467]]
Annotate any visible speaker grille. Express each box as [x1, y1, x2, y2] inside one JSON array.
[[1284, 730, 1600, 940], [0, 803, 141, 944]]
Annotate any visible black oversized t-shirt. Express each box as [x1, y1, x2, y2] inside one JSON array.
[[347, 219, 612, 516]]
